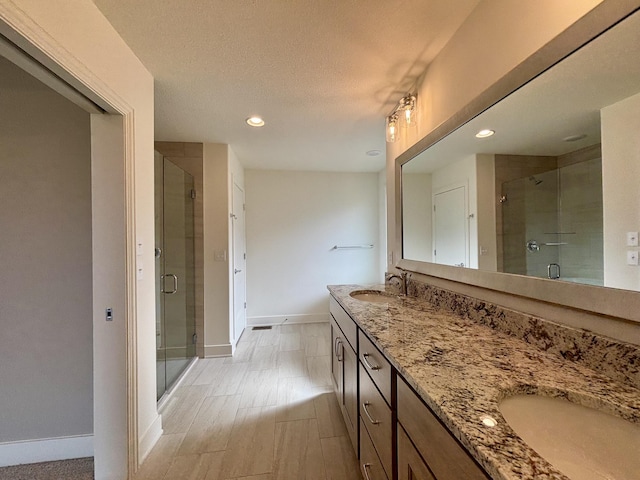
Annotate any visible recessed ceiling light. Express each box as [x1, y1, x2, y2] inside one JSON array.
[[475, 129, 495, 138], [562, 134, 587, 142], [246, 116, 265, 127], [366, 150, 382, 157]]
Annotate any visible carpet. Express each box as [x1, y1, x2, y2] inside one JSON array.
[[0, 457, 94, 480]]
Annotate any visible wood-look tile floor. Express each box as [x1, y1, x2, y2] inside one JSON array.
[[136, 323, 361, 480]]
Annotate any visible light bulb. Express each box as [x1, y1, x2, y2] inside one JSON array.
[[405, 108, 412, 125], [386, 115, 398, 143]]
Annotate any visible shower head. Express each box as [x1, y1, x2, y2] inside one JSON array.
[[529, 176, 543, 185]]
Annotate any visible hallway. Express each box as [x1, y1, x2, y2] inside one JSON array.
[[135, 323, 361, 479]]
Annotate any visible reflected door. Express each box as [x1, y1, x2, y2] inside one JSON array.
[[155, 153, 196, 400], [433, 186, 467, 267]]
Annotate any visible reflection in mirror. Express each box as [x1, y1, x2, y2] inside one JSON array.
[[401, 9, 640, 291]]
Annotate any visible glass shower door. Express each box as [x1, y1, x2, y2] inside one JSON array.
[[155, 153, 196, 401]]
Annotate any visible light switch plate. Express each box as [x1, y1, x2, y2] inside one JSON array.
[[627, 250, 638, 266], [627, 232, 638, 247]]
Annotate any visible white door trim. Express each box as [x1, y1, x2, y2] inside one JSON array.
[[0, 7, 139, 477]]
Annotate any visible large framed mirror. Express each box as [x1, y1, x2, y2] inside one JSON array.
[[396, 5, 640, 323]]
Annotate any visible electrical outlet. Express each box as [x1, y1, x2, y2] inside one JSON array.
[[627, 232, 639, 247], [627, 250, 638, 266]]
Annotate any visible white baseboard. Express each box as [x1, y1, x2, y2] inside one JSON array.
[[204, 343, 233, 357], [248, 313, 329, 326], [137, 414, 162, 466], [0, 434, 94, 467]]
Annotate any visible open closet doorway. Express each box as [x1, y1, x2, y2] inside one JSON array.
[[0, 17, 138, 479]]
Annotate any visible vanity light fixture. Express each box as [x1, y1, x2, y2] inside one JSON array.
[[246, 116, 265, 127], [386, 113, 399, 143], [385, 93, 417, 143], [475, 129, 495, 138]]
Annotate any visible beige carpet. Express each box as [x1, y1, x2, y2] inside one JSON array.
[[0, 457, 93, 480]]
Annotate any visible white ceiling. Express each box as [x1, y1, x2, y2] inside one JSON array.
[[92, 0, 480, 172]]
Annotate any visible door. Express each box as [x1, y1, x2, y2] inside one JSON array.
[[397, 426, 436, 480], [155, 154, 196, 400], [232, 182, 247, 344], [433, 186, 468, 267]]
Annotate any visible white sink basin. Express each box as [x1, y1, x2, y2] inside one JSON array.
[[349, 290, 399, 304], [499, 394, 640, 480]]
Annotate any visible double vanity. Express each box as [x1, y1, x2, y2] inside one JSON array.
[[328, 283, 640, 480]]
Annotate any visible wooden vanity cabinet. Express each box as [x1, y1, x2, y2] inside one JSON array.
[[397, 378, 489, 480], [329, 292, 490, 480], [360, 418, 390, 480], [359, 363, 392, 478], [358, 330, 393, 480], [397, 425, 436, 480], [329, 296, 358, 450]]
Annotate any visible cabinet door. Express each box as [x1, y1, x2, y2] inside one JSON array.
[[398, 425, 436, 480], [343, 341, 358, 449], [330, 316, 342, 397]]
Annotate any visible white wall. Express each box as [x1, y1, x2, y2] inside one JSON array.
[[601, 91, 640, 291], [202, 143, 246, 355], [0, 56, 93, 445], [203, 143, 232, 355], [402, 173, 433, 262], [245, 170, 380, 324]]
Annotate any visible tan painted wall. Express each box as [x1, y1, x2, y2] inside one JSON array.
[[203, 143, 233, 354]]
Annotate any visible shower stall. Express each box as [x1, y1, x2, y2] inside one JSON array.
[[501, 158, 604, 285], [154, 152, 197, 400]]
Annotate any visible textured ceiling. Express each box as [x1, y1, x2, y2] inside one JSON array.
[[92, 0, 480, 172]]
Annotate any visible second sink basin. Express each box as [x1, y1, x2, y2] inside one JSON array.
[[349, 290, 399, 304], [499, 394, 640, 480]]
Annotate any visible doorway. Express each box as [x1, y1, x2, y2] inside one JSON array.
[[232, 181, 247, 345], [433, 185, 468, 267], [155, 153, 197, 400]]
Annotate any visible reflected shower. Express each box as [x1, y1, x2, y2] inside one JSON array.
[[529, 176, 543, 185]]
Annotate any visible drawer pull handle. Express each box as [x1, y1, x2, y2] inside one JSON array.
[[362, 463, 373, 480], [362, 353, 381, 371], [362, 402, 380, 425], [335, 339, 343, 362]]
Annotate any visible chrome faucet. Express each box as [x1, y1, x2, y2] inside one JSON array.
[[385, 271, 408, 296]]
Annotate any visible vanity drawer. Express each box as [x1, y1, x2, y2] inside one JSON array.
[[359, 363, 392, 478], [359, 418, 389, 480], [397, 378, 489, 480], [359, 330, 392, 405], [330, 295, 357, 350]]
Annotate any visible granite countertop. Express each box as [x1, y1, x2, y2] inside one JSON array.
[[328, 284, 640, 480]]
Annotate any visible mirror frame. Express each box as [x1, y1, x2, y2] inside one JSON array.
[[394, 1, 640, 324]]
